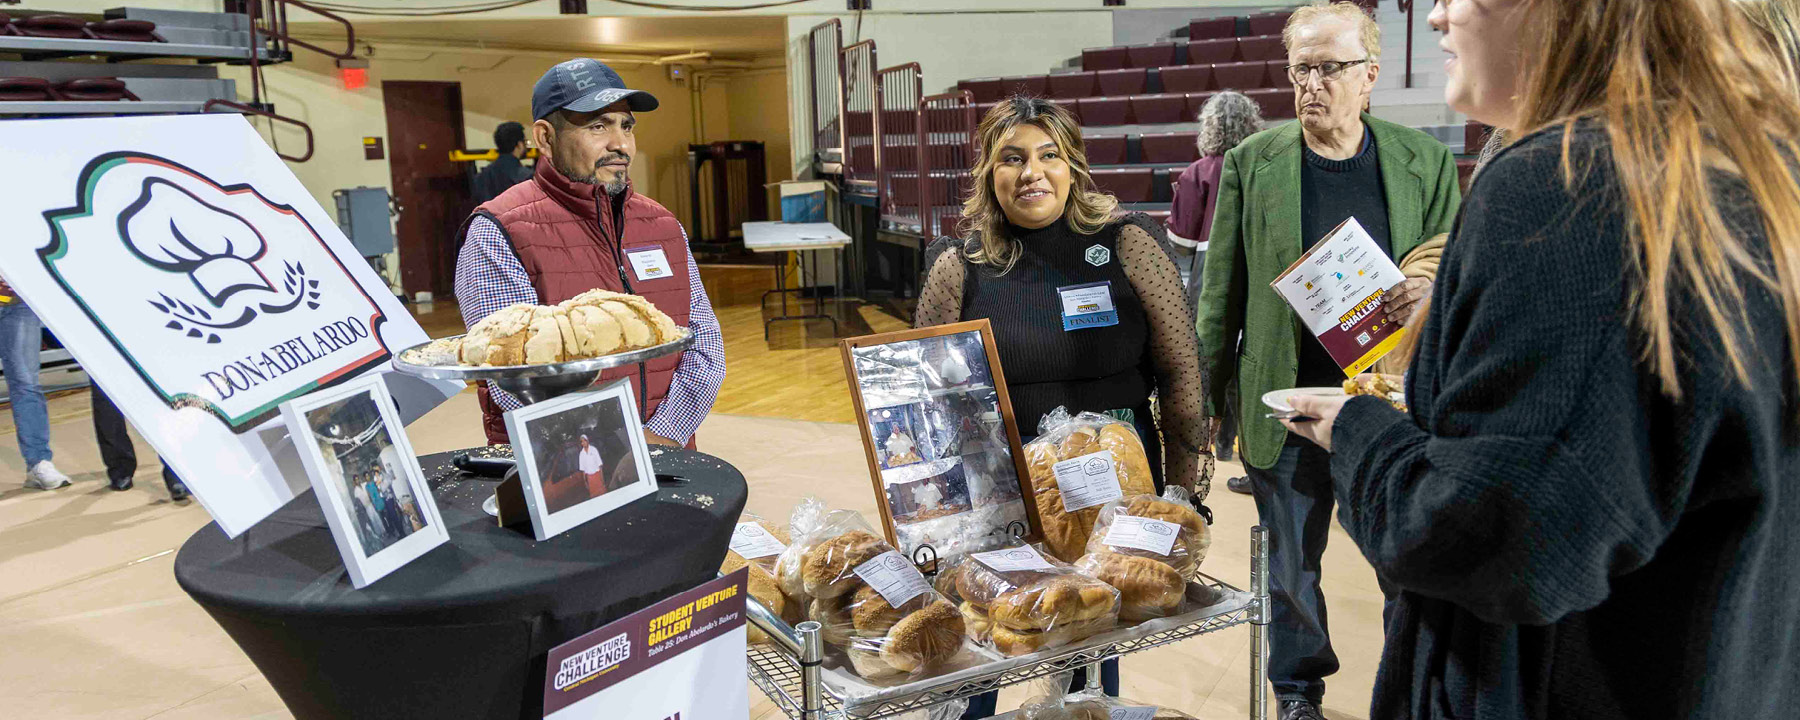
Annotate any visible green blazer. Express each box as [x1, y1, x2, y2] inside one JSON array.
[[1196, 114, 1461, 470]]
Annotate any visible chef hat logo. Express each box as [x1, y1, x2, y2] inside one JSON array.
[[1145, 523, 1173, 536], [883, 555, 906, 571], [121, 177, 274, 307]]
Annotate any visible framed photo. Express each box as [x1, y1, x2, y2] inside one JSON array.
[[840, 320, 1040, 561], [503, 378, 658, 541], [280, 373, 449, 589]]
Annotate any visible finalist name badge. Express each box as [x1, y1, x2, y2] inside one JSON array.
[[1057, 281, 1118, 331]]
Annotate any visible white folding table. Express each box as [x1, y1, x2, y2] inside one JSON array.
[[742, 221, 853, 339]]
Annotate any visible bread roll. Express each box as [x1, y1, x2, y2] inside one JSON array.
[[1096, 424, 1157, 497], [988, 615, 1113, 657], [847, 642, 905, 679], [988, 576, 1118, 631], [1076, 552, 1184, 621], [1092, 494, 1212, 571], [809, 596, 854, 647], [880, 600, 965, 673], [1033, 483, 1095, 563], [850, 583, 924, 635], [801, 531, 886, 598], [959, 600, 992, 643]]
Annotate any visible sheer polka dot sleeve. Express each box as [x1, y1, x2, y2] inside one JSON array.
[[914, 237, 969, 329], [1117, 218, 1211, 499]]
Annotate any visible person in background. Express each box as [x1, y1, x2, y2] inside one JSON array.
[[1195, 3, 1461, 718], [472, 121, 534, 205], [0, 280, 71, 491], [1167, 90, 1262, 492], [1281, 0, 1800, 717], [576, 434, 604, 494], [91, 385, 189, 500], [915, 96, 1211, 715], [454, 59, 725, 449]]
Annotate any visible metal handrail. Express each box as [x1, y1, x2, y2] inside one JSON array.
[[265, 0, 357, 61], [204, 98, 314, 162], [1398, 0, 1415, 89], [808, 19, 844, 161]]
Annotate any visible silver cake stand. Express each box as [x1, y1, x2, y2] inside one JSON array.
[[391, 329, 696, 517], [392, 329, 695, 406]]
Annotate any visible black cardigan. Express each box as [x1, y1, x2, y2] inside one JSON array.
[[1329, 123, 1800, 719]]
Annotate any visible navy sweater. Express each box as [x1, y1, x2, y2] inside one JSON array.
[[1329, 123, 1800, 719]]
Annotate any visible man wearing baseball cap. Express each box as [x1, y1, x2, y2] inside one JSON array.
[[453, 59, 725, 448]]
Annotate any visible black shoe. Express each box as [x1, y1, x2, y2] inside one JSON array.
[[167, 480, 190, 502], [1217, 444, 1234, 462], [1278, 700, 1326, 720], [108, 476, 134, 491], [1227, 476, 1252, 495]]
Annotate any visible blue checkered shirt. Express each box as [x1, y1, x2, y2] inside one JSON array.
[[453, 214, 725, 444]]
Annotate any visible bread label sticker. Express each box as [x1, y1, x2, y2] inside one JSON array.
[[729, 522, 787, 560], [853, 550, 930, 607], [971, 546, 1056, 573], [1109, 707, 1159, 720], [1052, 450, 1124, 511], [625, 247, 674, 282], [1103, 515, 1181, 557]]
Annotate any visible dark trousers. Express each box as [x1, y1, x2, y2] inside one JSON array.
[[91, 384, 180, 490], [1245, 440, 1340, 704], [960, 660, 1119, 717]]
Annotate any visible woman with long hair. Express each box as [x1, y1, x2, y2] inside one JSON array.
[[1281, 0, 1800, 717], [915, 96, 1210, 712]]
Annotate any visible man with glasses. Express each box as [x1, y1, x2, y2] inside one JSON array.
[[1196, 3, 1461, 719]]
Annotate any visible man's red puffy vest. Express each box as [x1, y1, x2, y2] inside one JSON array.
[[459, 159, 693, 445]]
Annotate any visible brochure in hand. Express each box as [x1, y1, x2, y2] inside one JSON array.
[[1270, 217, 1408, 377]]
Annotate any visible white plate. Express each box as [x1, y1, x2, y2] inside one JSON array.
[[1261, 387, 1347, 414]]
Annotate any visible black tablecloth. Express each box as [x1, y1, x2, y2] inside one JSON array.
[[175, 447, 747, 720]]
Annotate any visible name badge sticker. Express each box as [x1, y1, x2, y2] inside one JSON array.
[[1057, 281, 1119, 331], [625, 247, 674, 282]]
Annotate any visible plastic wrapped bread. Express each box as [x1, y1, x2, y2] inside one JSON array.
[[1018, 691, 1198, 720], [774, 499, 967, 680], [1025, 409, 1159, 562], [1073, 487, 1209, 622], [721, 512, 801, 644], [939, 541, 1119, 657]]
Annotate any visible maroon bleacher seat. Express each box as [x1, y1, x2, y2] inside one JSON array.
[[1082, 47, 1130, 72], [1465, 121, 1492, 153], [1096, 68, 1148, 96], [849, 143, 876, 174], [1265, 60, 1294, 90], [1188, 17, 1237, 41], [890, 172, 920, 206], [1085, 135, 1128, 165], [1187, 38, 1239, 65], [56, 78, 137, 102], [999, 75, 1048, 98], [1127, 43, 1178, 69], [1185, 92, 1217, 118], [1247, 11, 1294, 37], [979, 100, 1004, 120], [1047, 72, 1097, 100], [17, 15, 86, 39], [1247, 88, 1295, 119], [960, 78, 1005, 103], [1077, 96, 1132, 126], [0, 77, 55, 101], [1213, 61, 1267, 91], [1131, 93, 1189, 125], [1142, 132, 1201, 165], [86, 19, 160, 43], [1136, 209, 1171, 224], [1456, 157, 1477, 193], [1092, 168, 1157, 203], [1238, 35, 1287, 62], [886, 147, 917, 172], [1162, 65, 1214, 94], [0, 13, 16, 37]]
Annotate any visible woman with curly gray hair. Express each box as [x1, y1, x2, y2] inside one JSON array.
[[1167, 91, 1263, 294]]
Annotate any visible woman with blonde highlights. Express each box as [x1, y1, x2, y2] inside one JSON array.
[[918, 94, 1211, 713], [1278, 1, 1800, 717]]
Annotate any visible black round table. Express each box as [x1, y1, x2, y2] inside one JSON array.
[[175, 447, 747, 720]]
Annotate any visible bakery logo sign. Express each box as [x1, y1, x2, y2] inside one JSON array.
[[39, 152, 391, 432], [1084, 456, 1113, 475], [552, 632, 630, 691]]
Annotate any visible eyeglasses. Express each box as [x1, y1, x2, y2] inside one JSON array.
[[1285, 59, 1371, 84]]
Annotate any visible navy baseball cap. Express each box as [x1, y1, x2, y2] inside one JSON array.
[[531, 59, 659, 121]]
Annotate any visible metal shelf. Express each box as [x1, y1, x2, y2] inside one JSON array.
[[0, 36, 276, 62], [748, 527, 1274, 720], [0, 100, 209, 116]]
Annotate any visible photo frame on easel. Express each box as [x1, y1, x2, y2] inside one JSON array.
[[281, 373, 449, 589], [502, 378, 659, 542], [840, 319, 1040, 565]]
